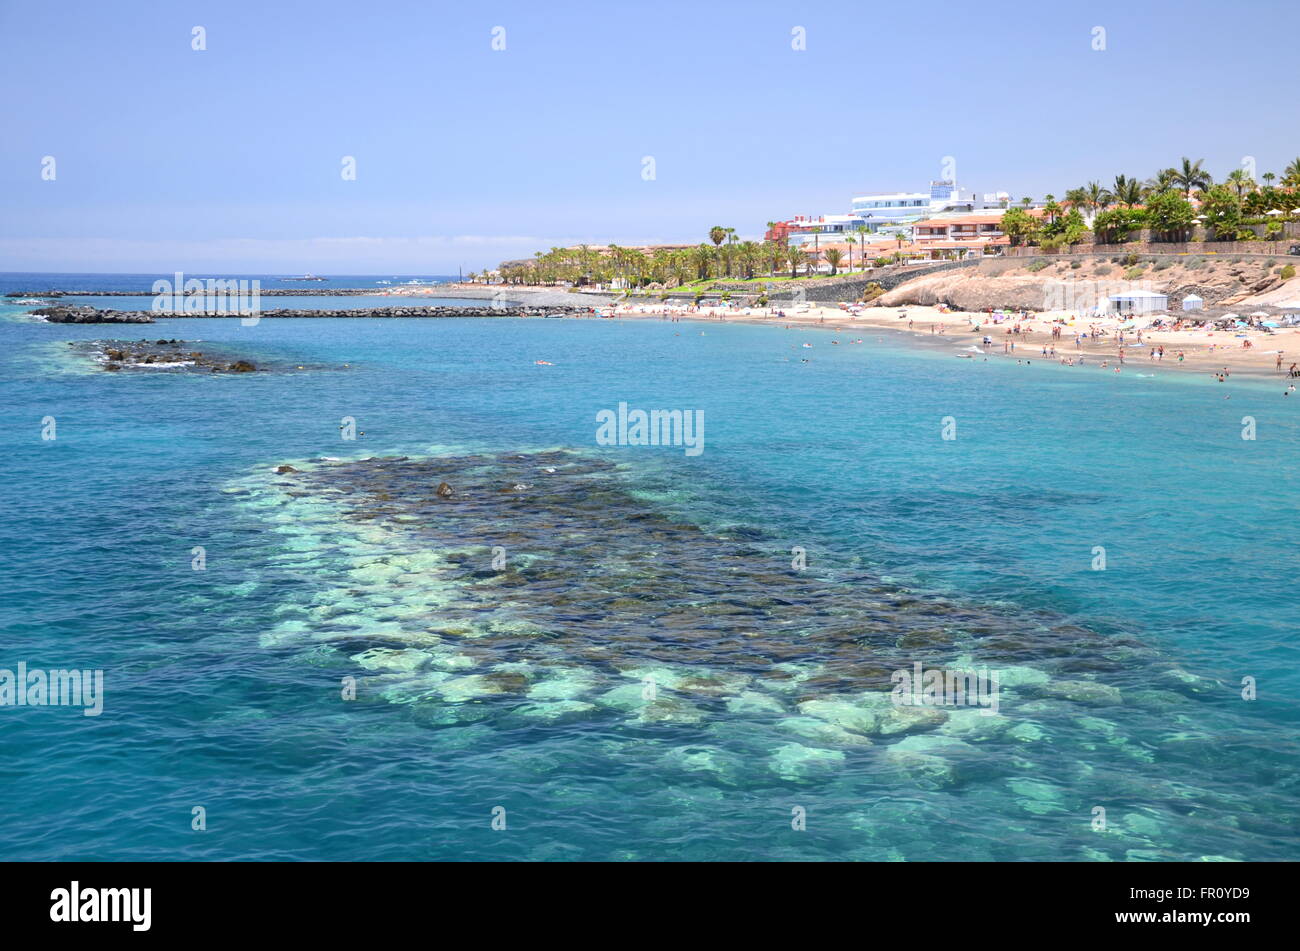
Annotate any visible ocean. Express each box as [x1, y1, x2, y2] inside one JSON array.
[[2, 274, 1297, 861]]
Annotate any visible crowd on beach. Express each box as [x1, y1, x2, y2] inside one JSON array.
[[603, 297, 1300, 386]]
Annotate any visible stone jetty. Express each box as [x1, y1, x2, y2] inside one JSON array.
[[32, 305, 590, 321]]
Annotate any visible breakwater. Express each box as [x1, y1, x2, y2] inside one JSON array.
[[32, 305, 592, 323]]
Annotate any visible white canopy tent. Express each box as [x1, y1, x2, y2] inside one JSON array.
[[1107, 289, 1168, 314]]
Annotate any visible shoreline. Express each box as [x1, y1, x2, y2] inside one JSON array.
[[605, 299, 1300, 382]]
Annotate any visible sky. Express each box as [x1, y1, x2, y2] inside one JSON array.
[[2, 0, 1298, 273]]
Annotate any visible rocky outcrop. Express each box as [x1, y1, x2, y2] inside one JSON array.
[[69, 339, 264, 373], [876, 272, 1054, 311]]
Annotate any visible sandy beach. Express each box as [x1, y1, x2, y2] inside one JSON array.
[[604, 298, 1300, 383]]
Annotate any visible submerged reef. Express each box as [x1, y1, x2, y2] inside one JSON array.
[[221, 448, 1293, 858]]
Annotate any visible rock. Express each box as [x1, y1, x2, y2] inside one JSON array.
[[351, 647, 430, 672], [630, 696, 706, 726], [436, 482, 454, 498], [1042, 679, 1123, 706], [938, 707, 1012, 741], [33, 305, 154, 324], [768, 743, 846, 782], [876, 704, 948, 736], [796, 698, 878, 735], [994, 665, 1051, 688], [776, 716, 874, 748], [409, 699, 495, 728], [436, 674, 510, 702], [879, 741, 962, 789], [511, 700, 598, 724], [660, 745, 745, 786], [275, 465, 299, 474], [228, 360, 257, 373], [725, 691, 786, 715]]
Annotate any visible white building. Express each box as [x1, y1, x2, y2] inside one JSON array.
[[850, 181, 1011, 231]]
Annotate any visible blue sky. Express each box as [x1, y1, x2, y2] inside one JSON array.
[[2, 0, 1297, 272]]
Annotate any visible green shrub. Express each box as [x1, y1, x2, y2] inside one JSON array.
[[1153, 260, 1172, 271], [1124, 252, 1141, 266], [1125, 266, 1145, 280], [1070, 260, 1082, 269], [1282, 264, 1297, 280], [1025, 259, 1049, 272]]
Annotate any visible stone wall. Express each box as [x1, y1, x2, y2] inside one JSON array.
[[766, 259, 981, 302], [1007, 238, 1300, 258]]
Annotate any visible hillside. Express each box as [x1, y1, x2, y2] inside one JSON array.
[[876, 254, 1300, 312]]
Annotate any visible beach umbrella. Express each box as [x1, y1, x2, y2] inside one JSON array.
[[1250, 311, 1269, 317]]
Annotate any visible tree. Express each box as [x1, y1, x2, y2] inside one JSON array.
[[1112, 174, 1142, 208], [824, 248, 843, 276], [854, 225, 869, 269], [1198, 185, 1243, 241], [691, 244, 713, 281], [1144, 189, 1196, 240], [786, 246, 806, 280], [1282, 158, 1300, 188], [1224, 168, 1255, 198], [765, 241, 784, 276], [1171, 157, 1212, 198], [709, 226, 726, 250], [1092, 208, 1142, 244], [1086, 180, 1113, 214], [1000, 207, 1040, 247]]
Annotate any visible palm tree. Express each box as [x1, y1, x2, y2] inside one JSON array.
[[824, 248, 843, 276], [1142, 168, 1178, 197], [1282, 158, 1300, 188], [845, 235, 855, 272], [1262, 172, 1277, 188], [709, 226, 726, 250], [786, 246, 805, 280], [691, 244, 713, 282], [1112, 175, 1142, 208], [1225, 168, 1255, 198], [1087, 180, 1113, 213], [737, 241, 760, 280], [1171, 157, 1212, 198]]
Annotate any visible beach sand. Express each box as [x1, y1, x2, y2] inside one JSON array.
[[606, 299, 1300, 383]]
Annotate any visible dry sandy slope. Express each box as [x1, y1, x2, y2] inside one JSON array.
[[878, 256, 1299, 312]]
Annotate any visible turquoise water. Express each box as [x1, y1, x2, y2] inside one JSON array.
[[2, 299, 1298, 861]]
